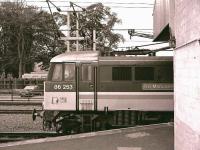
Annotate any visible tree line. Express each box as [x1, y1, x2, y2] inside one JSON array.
[[0, 1, 124, 78]]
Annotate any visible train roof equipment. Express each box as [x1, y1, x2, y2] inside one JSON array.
[[50, 51, 173, 65], [50, 51, 99, 63]]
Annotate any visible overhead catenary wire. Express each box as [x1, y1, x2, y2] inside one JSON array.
[[134, 42, 169, 47], [117, 42, 169, 48], [0, 22, 153, 32], [45, 0, 62, 42], [112, 28, 152, 31], [1, 0, 154, 5], [31, 6, 153, 9], [0, 3, 153, 13], [24, 0, 154, 5], [1, 1, 153, 9]]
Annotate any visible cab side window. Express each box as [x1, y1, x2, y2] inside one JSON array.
[[82, 64, 92, 81], [64, 63, 75, 81], [52, 64, 62, 81]]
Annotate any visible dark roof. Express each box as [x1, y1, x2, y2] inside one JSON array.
[[153, 24, 170, 42]]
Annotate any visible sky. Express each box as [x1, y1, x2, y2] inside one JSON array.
[[1, 0, 173, 56]]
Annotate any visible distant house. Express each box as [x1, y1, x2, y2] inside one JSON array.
[[22, 62, 48, 79], [22, 72, 47, 79]]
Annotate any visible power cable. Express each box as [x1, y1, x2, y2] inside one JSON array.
[[135, 42, 168, 48], [112, 28, 152, 31], [35, 6, 153, 9], [46, 0, 61, 11], [0, 24, 153, 33], [45, 0, 62, 43], [24, 0, 154, 5]]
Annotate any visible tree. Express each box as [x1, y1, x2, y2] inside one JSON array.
[[0, 1, 64, 77], [0, 2, 124, 77], [70, 3, 124, 53]]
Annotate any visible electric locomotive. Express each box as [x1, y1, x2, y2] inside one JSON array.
[[37, 51, 173, 133]]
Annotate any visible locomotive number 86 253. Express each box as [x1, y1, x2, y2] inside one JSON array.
[[34, 51, 173, 134]]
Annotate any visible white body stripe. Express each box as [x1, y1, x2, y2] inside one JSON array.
[[80, 92, 173, 111], [44, 92, 76, 110], [80, 92, 173, 95], [44, 92, 173, 111]]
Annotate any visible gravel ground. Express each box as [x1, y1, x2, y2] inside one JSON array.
[[0, 105, 43, 132], [0, 114, 43, 132]]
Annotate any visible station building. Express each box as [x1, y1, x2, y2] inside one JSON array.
[[153, 0, 200, 149]]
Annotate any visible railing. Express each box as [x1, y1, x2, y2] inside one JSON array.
[[0, 78, 44, 102], [0, 78, 45, 90]]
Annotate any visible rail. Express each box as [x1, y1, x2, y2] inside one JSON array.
[[0, 100, 42, 106], [0, 95, 43, 100], [0, 109, 42, 114]]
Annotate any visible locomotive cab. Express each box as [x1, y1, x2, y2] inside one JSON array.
[[44, 63, 76, 110], [43, 51, 99, 133], [44, 51, 99, 111]]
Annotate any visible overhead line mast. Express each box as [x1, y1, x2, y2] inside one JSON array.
[[44, 1, 167, 55]]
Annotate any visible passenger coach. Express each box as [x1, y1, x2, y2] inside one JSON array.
[[37, 51, 173, 133]]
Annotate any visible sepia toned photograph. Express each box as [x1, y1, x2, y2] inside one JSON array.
[[0, 0, 199, 150]]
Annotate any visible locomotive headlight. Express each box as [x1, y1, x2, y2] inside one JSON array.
[[52, 97, 67, 104]]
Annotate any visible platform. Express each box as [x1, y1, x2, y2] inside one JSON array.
[[0, 123, 174, 150]]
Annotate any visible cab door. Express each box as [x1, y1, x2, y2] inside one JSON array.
[[78, 63, 97, 111]]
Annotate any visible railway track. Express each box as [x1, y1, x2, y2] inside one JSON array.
[[0, 95, 43, 106], [0, 101, 42, 106], [0, 109, 42, 114], [0, 132, 59, 143], [0, 95, 43, 99]]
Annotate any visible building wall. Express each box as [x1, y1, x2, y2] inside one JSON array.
[[153, 0, 174, 38], [174, 0, 200, 149]]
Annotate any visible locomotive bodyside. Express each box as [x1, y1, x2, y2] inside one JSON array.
[[97, 56, 173, 111], [42, 51, 173, 133]]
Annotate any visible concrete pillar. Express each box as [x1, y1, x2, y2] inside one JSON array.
[[174, 0, 200, 149]]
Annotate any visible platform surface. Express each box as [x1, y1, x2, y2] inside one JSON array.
[[0, 123, 174, 150]]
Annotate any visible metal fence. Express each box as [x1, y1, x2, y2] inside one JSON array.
[[0, 78, 45, 90], [0, 78, 45, 102]]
